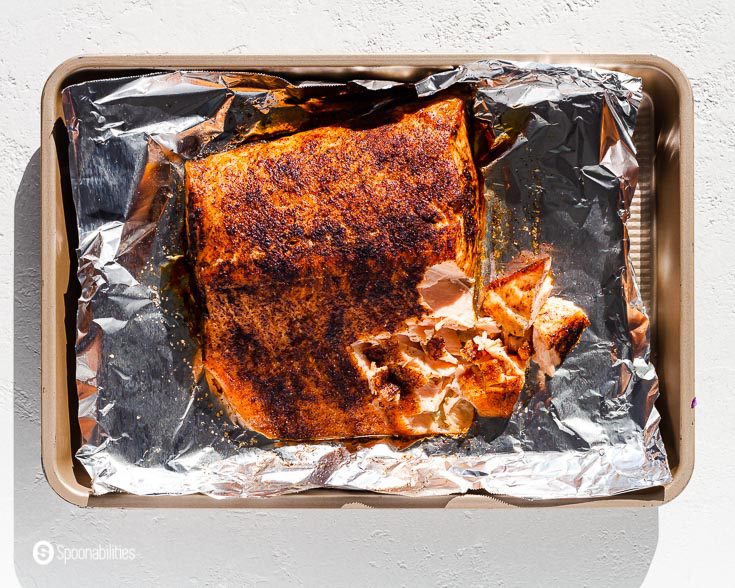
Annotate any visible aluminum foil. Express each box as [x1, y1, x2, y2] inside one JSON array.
[[62, 60, 671, 499]]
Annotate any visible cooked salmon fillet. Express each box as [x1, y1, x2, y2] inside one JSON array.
[[186, 98, 483, 440], [532, 297, 590, 376]]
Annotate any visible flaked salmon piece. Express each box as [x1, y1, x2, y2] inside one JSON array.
[[415, 260, 477, 330], [532, 297, 590, 377], [502, 333, 533, 369], [351, 336, 474, 436], [480, 254, 553, 337], [457, 335, 526, 418]]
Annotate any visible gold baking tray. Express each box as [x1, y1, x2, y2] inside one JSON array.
[[40, 55, 694, 508]]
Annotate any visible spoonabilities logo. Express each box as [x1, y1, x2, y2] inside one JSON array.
[[32, 540, 54, 565], [31, 540, 136, 565]]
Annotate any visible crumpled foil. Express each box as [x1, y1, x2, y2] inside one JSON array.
[[62, 60, 671, 499]]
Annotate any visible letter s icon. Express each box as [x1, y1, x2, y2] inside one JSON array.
[[32, 540, 54, 565]]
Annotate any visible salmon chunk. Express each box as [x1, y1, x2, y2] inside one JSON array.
[[532, 297, 591, 377], [480, 255, 554, 337]]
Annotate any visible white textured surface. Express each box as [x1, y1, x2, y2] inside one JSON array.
[[4, 1, 733, 586]]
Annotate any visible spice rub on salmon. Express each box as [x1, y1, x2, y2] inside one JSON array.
[[187, 97, 590, 441], [186, 98, 483, 440]]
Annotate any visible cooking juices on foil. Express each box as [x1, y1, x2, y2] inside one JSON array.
[[62, 61, 671, 499]]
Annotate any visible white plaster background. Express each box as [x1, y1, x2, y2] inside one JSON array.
[[3, 0, 733, 585]]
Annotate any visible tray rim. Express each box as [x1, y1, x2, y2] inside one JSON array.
[[39, 53, 694, 509]]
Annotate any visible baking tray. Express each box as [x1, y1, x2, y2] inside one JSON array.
[[40, 55, 694, 508]]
